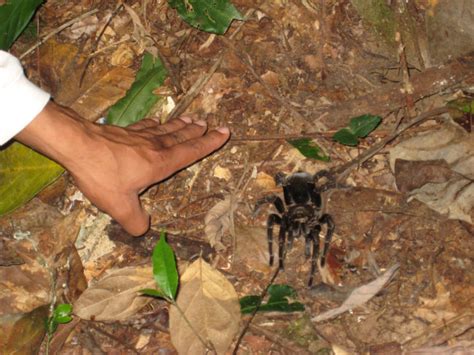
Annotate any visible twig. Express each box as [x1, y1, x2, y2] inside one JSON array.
[[402, 313, 474, 350], [219, 36, 317, 133], [232, 267, 280, 354], [88, 322, 140, 354], [166, 7, 257, 122], [79, 3, 124, 86], [249, 324, 311, 354], [332, 107, 449, 182], [19, 9, 100, 60]]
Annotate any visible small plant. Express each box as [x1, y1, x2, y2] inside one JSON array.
[[168, 0, 244, 35], [45, 303, 73, 353], [140, 231, 211, 350], [333, 114, 381, 146], [240, 284, 305, 314], [288, 138, 330, 161]]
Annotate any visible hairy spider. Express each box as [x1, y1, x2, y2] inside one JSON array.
[[255, 171, 335, 286]]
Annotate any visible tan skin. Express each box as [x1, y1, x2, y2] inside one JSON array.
[[15, 101, 230, 236]]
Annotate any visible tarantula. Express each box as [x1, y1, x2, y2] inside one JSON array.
[[255, 171, 335, 286]]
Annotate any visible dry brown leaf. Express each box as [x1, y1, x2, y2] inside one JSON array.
[[0, 200, 85, 315], [73, 265, 155, 321], [234, 225, 270, 273], [0, 305, 48, 353], [414, 282, 457, 323], [204, 196, 238, 251], [38, 40, 136, 121], [0, 200, 85, 351], [169, 258, 241, 355], [255, 171, 277, 190], [390, 122, 474, 223], [312, 264, 400, 322]]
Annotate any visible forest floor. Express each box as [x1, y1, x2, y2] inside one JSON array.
[[1, 0, 473, 354]]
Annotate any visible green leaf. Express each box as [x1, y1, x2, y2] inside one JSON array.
[[168, 0, 244, 35], [239, 295, 261, 314], [139, 288, 167, 299], [106, 52, 167, 127], [0, 142, 64, 216], [151, 231, 179, 300], [0, 0, 44, 50], [48, 303, 73, 334], [53, 304, 72, 319], [348, 114, 381, 138], [239, 284, 305, 314], [288, 138, 330, 161], [332, 128, 358, 146]]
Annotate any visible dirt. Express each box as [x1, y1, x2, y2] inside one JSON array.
[[2, 0, 473, 353]]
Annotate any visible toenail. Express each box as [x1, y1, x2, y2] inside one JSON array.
[[195, 120, 207, 126]]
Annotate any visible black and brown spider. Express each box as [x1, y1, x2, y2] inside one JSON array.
[[255, 171, 335, 286]]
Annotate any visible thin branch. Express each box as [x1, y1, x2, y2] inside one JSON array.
[[232, 267, 280, 354], [20, 9, 100, 60], [166, 7, 257, 122], [332, 107, 449, 181]]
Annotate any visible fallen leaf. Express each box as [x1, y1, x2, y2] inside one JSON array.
[[73, 266, 155, 321], [312, 263, 400, 322], [213, 165, 232, 181], [0, 200, 85, 351], [63, 15, 99, 40], [110, 42, 135, 67], [0, 143, 63, 216], [394, 159, 454, 193], [0, 200, 85, 316], [39, 40, 136, 121], [234, 225, 270, 272], [0, 306, 48, 353], [204, 195, 238, 251], [390, 122, 474, 223], [169, 258, 241, 355], [255, 171, 277, 190], [414, 282, 457, 323]]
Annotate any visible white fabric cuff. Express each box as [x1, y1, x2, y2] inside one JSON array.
[[0, 51, 51, 145]]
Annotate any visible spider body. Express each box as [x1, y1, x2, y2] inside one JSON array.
[[256, 171, 335, 286]]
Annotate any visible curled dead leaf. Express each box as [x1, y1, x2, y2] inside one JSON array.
[[204, 196, 239, 251], [169, 258, 241, 354], [312, 264, 400, 322], [390, 122, 474, 223]]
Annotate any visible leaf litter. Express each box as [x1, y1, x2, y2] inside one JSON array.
[[1, 0, 473, 353]]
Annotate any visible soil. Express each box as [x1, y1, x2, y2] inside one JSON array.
[[3, 0, 473, 353]]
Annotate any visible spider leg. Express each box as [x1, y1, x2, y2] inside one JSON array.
[[254, 195, 285, 216], [278, 218, 288, 270], [319, 214, 335, 266], [304, 231, 311, 258], [287, 223, 295, 250], [267, 214, 281, 266], [308, 224, 322, 287]]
